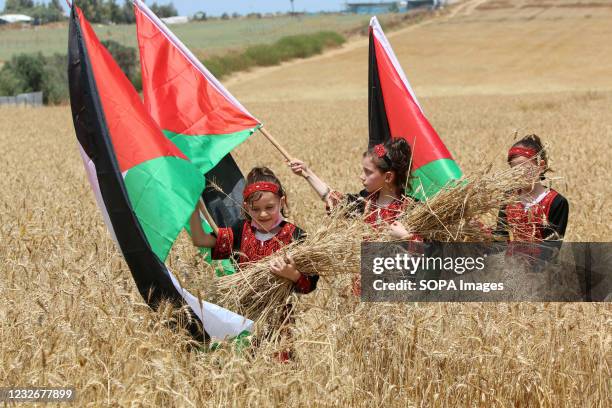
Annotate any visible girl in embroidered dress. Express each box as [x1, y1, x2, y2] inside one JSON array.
[[289, 139, 419, 295], [496, 134, 569, 259], [289, 138, 416, 240], [189, 166, 318, 294]]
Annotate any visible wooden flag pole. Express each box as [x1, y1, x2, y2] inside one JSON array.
[[258, 126, 294, 162], [198, 198, 219, 235]]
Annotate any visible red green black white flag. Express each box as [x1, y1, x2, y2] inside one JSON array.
[[369, 16, 462, 200], [68, 5, 252, 341], [134, 0, 259, 231]]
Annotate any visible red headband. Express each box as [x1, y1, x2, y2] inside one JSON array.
[[243, 181, 280, 200], [373, 144, 387, 158], [508, 146, 538, 162]]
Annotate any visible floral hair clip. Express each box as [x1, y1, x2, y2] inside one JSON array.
[[373, 144, 387, 158]]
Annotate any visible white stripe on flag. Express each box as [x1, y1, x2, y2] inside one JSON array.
[[165, 266, 254, 341], [369, 16, 425, 114], [78, 144, 120, 246]]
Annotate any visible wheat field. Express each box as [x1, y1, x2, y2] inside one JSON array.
[[1, 0, 610, 406]]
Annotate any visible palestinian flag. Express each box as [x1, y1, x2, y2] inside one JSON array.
[[134, 0, 260, 231], [68, 5, 253, 342], [369, 16, 462, 201]]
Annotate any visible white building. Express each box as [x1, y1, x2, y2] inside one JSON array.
[[160, 16, 189, 25], [0, 14, 33, 24]]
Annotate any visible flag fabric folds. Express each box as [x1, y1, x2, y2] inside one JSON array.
[[68, 5, 253, 341], [134, 0, 260, 231], [368, 16, 462, 200]]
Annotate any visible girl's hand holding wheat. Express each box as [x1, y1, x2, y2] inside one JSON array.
[[269, 255, 301, 282], [388, 221, 413, 240]]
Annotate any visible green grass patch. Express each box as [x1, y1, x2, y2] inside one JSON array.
[[205, 31, 346, 78], [0, 14, 368, 63]]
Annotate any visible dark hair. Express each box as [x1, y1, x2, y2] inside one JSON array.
[[510, 134, 551, 180], [242, 166, 288, 219], [365, 138, 412, 194]]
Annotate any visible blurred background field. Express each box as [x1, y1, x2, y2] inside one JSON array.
[[0, 13, 371, 62]]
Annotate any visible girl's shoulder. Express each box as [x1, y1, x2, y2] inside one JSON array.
[[547, 189, 569, 213], [541, 189, 568, 208], [548, 189, 567, 202], [278, 220, 306, 242]]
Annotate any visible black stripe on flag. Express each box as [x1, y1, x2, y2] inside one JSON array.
[[368, 28, 392, 149], [67, 6, 205, 342], [203, 154, 245, 228]]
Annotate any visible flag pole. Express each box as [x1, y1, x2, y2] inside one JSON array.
[[198, 199, 219, 235], [258, 127, 294, 162]]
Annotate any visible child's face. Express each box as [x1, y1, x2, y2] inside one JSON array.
[[509, 155, 544, 187], [360, 155, 388, 193], [244, 191, 284, 231]]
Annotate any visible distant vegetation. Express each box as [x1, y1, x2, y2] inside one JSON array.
[[0, 7, 436, 103], [0, 30, 345, 104], [0, 14, 370, 62], [206, 31, 346, 78], [3, 0, 64, 25], [0, 39, 140, 104], [0, 53, 67, 104]]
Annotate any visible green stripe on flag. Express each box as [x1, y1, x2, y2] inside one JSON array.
[[163, 126, 259, 175], [124, 156, 204, 261], [407, 158, 462, 201]]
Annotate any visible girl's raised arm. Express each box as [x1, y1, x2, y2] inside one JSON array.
[[189, 208, 217, 248], [289, 159, 332, 200]]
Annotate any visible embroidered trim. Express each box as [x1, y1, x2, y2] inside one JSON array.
[[212, 227, 234, 260], [508, 146, 538, 162], [243, 181, 280, 200]]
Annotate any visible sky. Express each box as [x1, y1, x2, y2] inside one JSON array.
[[0, 1, 348, 17]]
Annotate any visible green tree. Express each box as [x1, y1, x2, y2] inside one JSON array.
[[2, 53, 46, 93], [0, 68, 26, 97], [0, 53, 66, 104], [150, 2, 178, 18], [121, 0, 136, 24], [77, 0, 100, 23], [106, 0, 122, 23], [48, 0, 63, 13], [4, 0, 34, 13], [30, 1, 65, 25], [42, 53, 69, 104], [101, 39, 141, 90], [193, 11, 207, 21]]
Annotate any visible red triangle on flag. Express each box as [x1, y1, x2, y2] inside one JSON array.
[[75, 7, 187, 173], [134, 1, 260, 136]]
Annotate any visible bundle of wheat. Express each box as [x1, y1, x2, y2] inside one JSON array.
[[400, 164, 535, 242], [215, 212, 377, 336], [215, 164, 537, 337]]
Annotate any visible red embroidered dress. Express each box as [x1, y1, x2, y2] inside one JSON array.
[[326, 189, 409, 225], [496, 189, 569, 261], [211, 220, 317, 294], [362, 194, 407, 226], [498, 189, 569, 242], [326, 189, 421, 296]]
